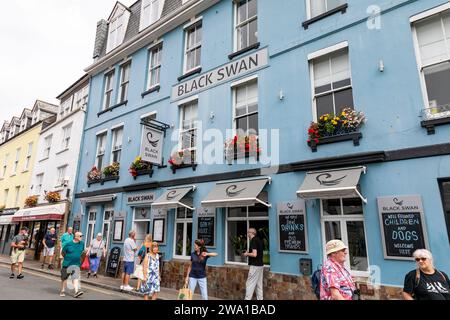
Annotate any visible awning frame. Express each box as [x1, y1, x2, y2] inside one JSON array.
[[152, 185, 196, 211]]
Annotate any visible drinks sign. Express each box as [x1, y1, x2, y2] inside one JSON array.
[[277, 201, 308, 253], [140, 126, 164, 166], [377, 195, 429, 260]]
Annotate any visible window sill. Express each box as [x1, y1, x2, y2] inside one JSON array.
[[21, 170, 29, 173], [421, 117, 450, 135], [10, 174, 16, 177], [170, 163, 197, 174], [228, 42, 261, 60], [56, 148, 69, 155], [97, 100, 128, 117], [131, 168, 154, 180], [87, 175, 120, 187], [302, 3, 348, 29], [141, 85, 161, 98], [307, 132, 362, 152], [177, 67, 202, 82], [39, 157, 49, 163]]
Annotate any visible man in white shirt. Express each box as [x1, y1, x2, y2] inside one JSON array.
[[121, 230, 137, 291]]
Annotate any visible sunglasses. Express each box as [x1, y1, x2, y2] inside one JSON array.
[[415, 257, 427, 262]]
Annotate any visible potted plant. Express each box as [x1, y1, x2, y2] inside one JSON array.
[[129, 156, 152, 178], [230, 234, 247, 263], [168, 149, 195, 172], [25, 195, 38, 208], [87, 166, 102, 182], [103, 162, 120, 177], [224, 135, 261, 161], [45, 191, 61, 203]]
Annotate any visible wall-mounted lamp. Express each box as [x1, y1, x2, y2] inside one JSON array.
[[210, 111, 215, 121], [279, 90, 285, 101], [128, 137, 132, 143], [379, 60, 385, 72]]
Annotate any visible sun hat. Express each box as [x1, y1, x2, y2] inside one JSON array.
[[326, 239, 347, 255]]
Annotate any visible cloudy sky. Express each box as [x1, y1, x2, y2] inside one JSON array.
[[0, 0, 134, 124]]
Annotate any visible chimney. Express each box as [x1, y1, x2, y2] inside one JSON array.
[[93, 19, 108, 60]]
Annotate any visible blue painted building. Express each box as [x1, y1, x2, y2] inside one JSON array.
[[72, 0, 450, 299]]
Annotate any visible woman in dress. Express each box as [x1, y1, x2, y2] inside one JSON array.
[[140, 241, 161, 300], [135, 234, 152, 290]]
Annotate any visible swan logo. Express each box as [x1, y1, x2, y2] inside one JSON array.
[[316, 173, 347, 186], [287, 203, 294, 210], [393, 198, 404, 206], [226, 185, 246, 198], [166, 190, 179, 200], [146, 131, 160, 148]]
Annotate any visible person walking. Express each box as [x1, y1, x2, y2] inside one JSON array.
[[135, 234, 152, 291], [121, 230, 137, 291], [86, 233, 106, 278], [403, 249, 450, 300], [41, 228, 57, 270], [140, 241, 161, 300], [320, 239, 357, 300], [243, 228, 264, 300], [60, 232, 86, 298], [59, 227, 74, 265], [10, 227, 29, 279]]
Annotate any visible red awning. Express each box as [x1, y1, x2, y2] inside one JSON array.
[[12, 203, 66, 222]]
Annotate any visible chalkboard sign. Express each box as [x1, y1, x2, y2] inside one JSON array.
[[377, 195, 429, 260], [277, 201, 308, 253], [106, 247, 121, 278], [197, 216, 215, 247]]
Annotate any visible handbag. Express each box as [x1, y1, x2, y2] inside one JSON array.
[[89, 241, 103, 259], [178, 284, 193, 300], [81, 256, 90, 270], [133, 264, 145, 280]]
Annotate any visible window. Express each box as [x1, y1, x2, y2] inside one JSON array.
[[103, 207, 114, 250], [1, 154, 7, 179], [106, 11, 126, 53], [61, 124, 72, 150], [96, 133, 107, 170], [74, 85, 89, 110], [111, 127, 123, 164], [173, 207, 193, 259], [439, 180, 450, 243], [308, 0, 346, 18], [147, 44, 163, 89], [118, 62, 131, 104], [179, 101, 198, 162], [35, 174, 44, 196], [14, 186, 20, 207], [3, 189, 8, 206], [226, 204, 269, 265], [414, 11, 450, 119], [321, 198, 369, 275], [43, 135, 52, 159], [233, 79, 258, 136], [86, 211, 97, 248], [12, 148, 20, 175], [60, 97, 73, 116], [184, 22, 202, 73], [56, 165, 68, 187], [140, 0, 162, 30], [311, 48, 353, 119], [234, 0, 258, 51], [103, 71, 115, 110], [24, 142, 33, 171]]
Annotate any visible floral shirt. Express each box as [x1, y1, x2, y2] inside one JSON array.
[[320, 258, 356, 300]]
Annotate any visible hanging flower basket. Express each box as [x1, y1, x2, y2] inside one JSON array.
[[25, 195, 39, 208], [103, 162, 120, 177], [224, 135, 261, 161], [168, 149, 196, 173], [87, 166, 102, 182], [45, 191, 61, 203], [129, 156, 152, 177]]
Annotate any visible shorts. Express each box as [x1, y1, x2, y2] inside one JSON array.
[[61, 266, 81, 281], [43, 246, 55, 257], [11, 249, 26, 264], [123, 261, 135, 275]]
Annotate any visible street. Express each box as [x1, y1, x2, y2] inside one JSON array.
[[0, 265, 138, 300]]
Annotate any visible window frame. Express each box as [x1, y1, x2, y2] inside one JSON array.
[[173, 207, 193, 260], [232, 77, 259, 136], [178, 100, 198, 162], [61, 124, 72, 151], [12, 148, 20, 175], [102, 206, 114, 250], [56, 165, 68, 187], [183, 21, 203, 74], [438, 178, 450, 244], [234, 0, 258, 52], [306, 0, 346, 20], [147, 43, 163, 90], [24, 142, 33, 171], [86, 211, 97, 248], [118, 61, 131, 104], [95, 132, 107, 170], [1, 154, 8, 179], [103, 70, 115, 110], [14, 186, 20, 207], [43, 135, 53, 160], [35, 173, 44, 196], [111, 126, 124, 164]]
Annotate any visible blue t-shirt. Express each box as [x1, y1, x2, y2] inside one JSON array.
[[44, 233, 57, 248], [62, 241, 85, 268], [189, 252, 209, 279]]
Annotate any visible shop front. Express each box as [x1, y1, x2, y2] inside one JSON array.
[[11, 202, 69, 261], [0, 210, 19, 256], [127, 192, 156, 246]]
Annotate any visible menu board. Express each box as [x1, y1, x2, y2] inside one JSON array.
[[197, 217, 215, 247], [277, 201, 308, 253], [106, 247, 121, 278], [377, 195, 428, 260]]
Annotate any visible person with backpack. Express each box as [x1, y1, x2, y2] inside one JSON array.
[[403, 249, 450, 300]]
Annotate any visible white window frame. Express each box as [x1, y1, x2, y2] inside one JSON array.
[[140, 0, 164, 31], [56, 165, 68, 187], [35, 173, 44, 196], [14, 186, 20, 207], [102, 206, 114, 250], [234, 0, 258, 52], [74, 84, 89, 110], [111, 126, 124, 164], [61, 124, 72, 151], [178, 100, 198, 162], [309, 45, 353, 122], [117, 61, 131, 104], [320, 198, 370, 278], [132, 207, 152, 246], [183, 21, 202, 74], [232, 78, 259, 136], [173, 207, 193, 260], [147, 42, 163, 90], [24, 142, 33, 171], [86, 211, 97, 248], [306, 0, 346, 19], [12, 148, 20, 175], [43, 135, 52, 160], [95, 132, 107, 170], [1, 154, 8, 179], [411, 8, 450, 119], [103, 71, 115, 110], [225, 206, 269, 266], [3, 189, 9, 205]]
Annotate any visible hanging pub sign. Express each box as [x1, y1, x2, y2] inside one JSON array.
[[277, 200, 308, 253], [196, 207, 215, 247], [140, 126, 164, 166], [377, 195, 429, 260]]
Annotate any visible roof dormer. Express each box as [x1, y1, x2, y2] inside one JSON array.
[[106, 2, 131, 54], [139, 0, 165, 32]]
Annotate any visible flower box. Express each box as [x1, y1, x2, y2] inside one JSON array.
[[225, 135, 261, 164], [308, 132, 363, 152], [129, 157, 153, 179], [168, 149, 197, 174], [45, 191, 61, 203], [25, 195, 39, 208]]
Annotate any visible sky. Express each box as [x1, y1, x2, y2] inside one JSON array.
[[0, 0, 134, 124]]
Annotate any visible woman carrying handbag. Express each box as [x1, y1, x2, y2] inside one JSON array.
[[86, 233, 106, 278], [140, 241, 161, 300], [134, 235, 152, 290]]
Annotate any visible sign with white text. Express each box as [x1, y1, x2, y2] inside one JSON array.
[[141, 126, 164, 166]]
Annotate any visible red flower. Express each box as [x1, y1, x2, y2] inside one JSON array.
[[245, 143, 250, 150], [314, 138, 319, 143], [233, 135, 238, 144], [168, 159, 175, 166]]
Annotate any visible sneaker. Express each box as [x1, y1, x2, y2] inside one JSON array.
[[87, 272, 90, 278], [16, 274, 24, 279], [124, 285, 133, 291], [120, 285, 124, 290], [9, 273, 15, 279], [41, 264, 45, 269], [74, 290, 84, 298], [48, 265, 54, 270], [60, 291, 66, 297]]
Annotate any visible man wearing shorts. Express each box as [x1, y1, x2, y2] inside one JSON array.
[[10, 227, 29, 279], [60, 231, 85, 298], [121, 230, 137, 291], [42, 228, 57, 269]]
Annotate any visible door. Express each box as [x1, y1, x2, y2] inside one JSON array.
[[33, 221, 48, 260], [133, 207, 151, 248], [86, 211, 97, 248]]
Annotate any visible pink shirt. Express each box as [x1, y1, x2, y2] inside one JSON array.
[[320, 258, 356, 300]]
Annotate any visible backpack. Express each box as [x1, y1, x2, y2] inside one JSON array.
[[311, 267, 322, 300]]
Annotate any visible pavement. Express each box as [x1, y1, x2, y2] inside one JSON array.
[[0, 255, 220, 300]]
